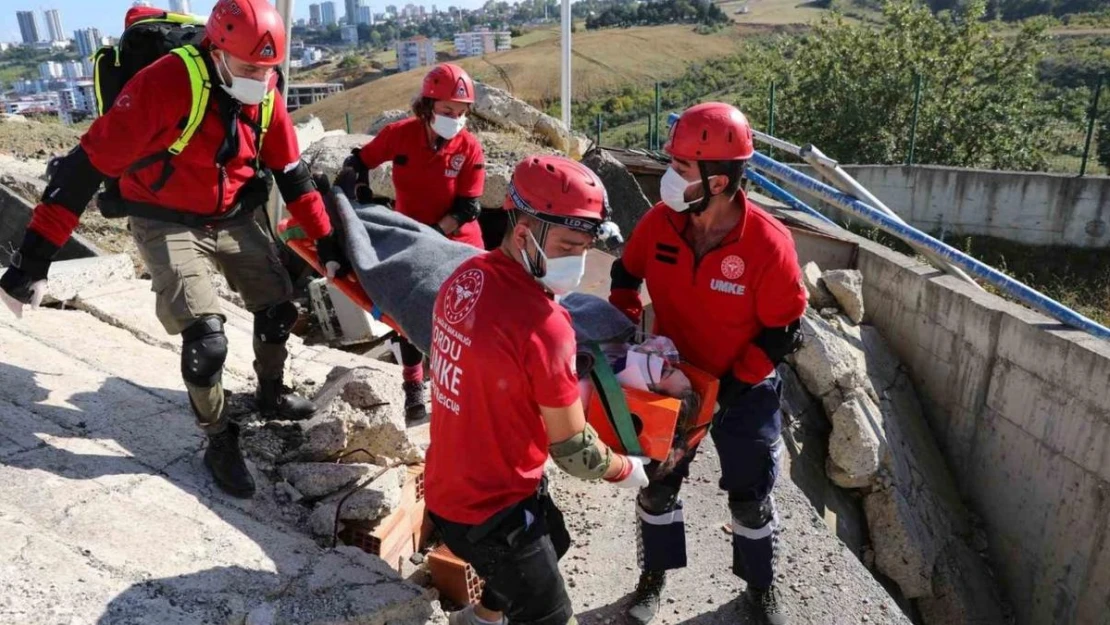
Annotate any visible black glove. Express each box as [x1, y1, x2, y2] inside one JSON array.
[[752, 320, 804, 365], [338, 149, 373, 205], [315, 232, 351, 279]]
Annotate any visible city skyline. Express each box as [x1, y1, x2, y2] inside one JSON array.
[[0, 0, 492, 43]]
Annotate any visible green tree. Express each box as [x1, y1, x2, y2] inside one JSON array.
[[773, 0, 1054, 170]]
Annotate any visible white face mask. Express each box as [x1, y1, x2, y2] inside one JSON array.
[[659, 166, 701, 213], [520, 231, 586, 296], [217, 53, 269, 105], [431, 114, 466, 140]]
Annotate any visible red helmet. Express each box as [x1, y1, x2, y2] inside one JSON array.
[[665, 102, 754, 161], [206, 0, 286, 67], [422, 63, 475, 104], [503, 155, 616, 239]]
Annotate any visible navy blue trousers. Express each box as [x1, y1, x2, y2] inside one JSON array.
[[636, 375, 784, 590]]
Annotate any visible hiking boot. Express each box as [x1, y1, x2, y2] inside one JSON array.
[[628, 570, 667, 624], [403, 380, 428, 423], [204, 422, 255, 498], [256, 379, 317, 421], [749, 584, 788, 625]]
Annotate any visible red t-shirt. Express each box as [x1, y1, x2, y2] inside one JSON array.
[[425, 250, 580, 525], [358, 116, 486, 249], [610, 195, 807, 383]]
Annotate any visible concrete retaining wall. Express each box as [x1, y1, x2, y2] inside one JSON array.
[[793, 165, 1110, 248], [826, 216, 1110, 625]]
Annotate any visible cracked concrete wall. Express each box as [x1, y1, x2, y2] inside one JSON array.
[[792, 165, 1110, 249], [834, 223, 1110, 625]]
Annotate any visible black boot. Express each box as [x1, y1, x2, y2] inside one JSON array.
[[403, 380, 428, 423], [204, 422, 255, 498], [628, 570, 667, 624], [749, 584, 788, 625], [256, 379, 317, 421]]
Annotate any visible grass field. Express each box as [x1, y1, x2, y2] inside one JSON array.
[[293, 24, 752, 131], [718, 0, 834, 24]]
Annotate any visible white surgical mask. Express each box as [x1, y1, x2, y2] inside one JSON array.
[[659, 166, 700, 213], [432, 114, 466, 140], [520, 231, 586, 296], [217, 53, 270, 105]]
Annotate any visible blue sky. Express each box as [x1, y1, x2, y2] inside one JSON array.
[[2, 0, 487, 42]]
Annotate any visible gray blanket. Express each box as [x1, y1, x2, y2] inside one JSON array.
[[331, 191, 635, 356]]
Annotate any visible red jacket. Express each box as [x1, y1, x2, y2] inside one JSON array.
[[29, 51, 331, 247], [357, 116, 485, 249], [610, 195, 807, 383]]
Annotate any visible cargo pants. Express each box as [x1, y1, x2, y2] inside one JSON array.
[[637, 374, 785, 590], [130, 214, 294, 432]]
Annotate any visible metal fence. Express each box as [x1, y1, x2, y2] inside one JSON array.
[[598, 74, 1108, 177]]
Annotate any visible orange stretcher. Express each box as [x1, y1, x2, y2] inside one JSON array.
[[278, 216, 718, 462]]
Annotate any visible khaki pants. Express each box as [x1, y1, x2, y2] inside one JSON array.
[[130, 215, 294, 431]]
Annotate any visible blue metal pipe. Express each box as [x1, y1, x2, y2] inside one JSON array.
[[746, 169, 839, 228], [748, 151, 1110, 340]]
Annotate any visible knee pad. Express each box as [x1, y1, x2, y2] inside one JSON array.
[[638, 483, 680, 515], [182, 315, 228, 387], [729, 496, 775, 530], [254, 301, 298, 344]]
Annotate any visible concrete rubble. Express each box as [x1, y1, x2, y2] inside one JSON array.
[[39, 253, 135, 304], [580, 146, 653, 240], [785, 262, 1008, 623], [472, 82, 590, 159], [366, 109, 411, 135], [822, 268, 865, 324], [802, 260, 838, 310]]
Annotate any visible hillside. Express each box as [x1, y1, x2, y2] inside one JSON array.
[[292, 24, 755, 131]]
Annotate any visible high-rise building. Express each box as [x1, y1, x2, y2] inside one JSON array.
[[340, 24, 358, 45], [73, 28, 103, 59], [309, 3, 322, 26], [344, 0, 361, 27], [132, 1, 153, 7], [320, 1, 338, 26], [358, 5, 373, 25], [62, 60, 85, 80], [17, 11, 43, 45], [396, 36, 435, 72], [38, 61, 63, 80], [44, 9, 64, 42], [169, 0, 192, 13]]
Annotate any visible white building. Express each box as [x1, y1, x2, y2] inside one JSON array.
[[396, 37, 436, 72], [39, 61, 63, 81], [62, 60, 86, 81], [169, 0, 192, 14], [358, 5, 373, 25], [309, 3, 322, 26], [44, 9, 65, 43], [454, 29, 511, 57]]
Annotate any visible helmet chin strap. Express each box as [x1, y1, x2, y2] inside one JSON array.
[[687, 161, 715, 215], [507, 211, 551, 278]]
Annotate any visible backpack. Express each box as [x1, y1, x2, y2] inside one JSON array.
[[91, 10, 278, 217]]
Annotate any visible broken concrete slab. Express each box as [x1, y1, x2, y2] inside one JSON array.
[[826, 389, 884, 489], [309, 465, 406, 537], [803, 261, 838, 310], [367, 109, 410, 135], [312, 367, 424, 464], [864, 483, 938, 598], [41, 253, 135, 304], [294, 115, 326, 150], [279, 462, 377, 500], [823, 269, 865, 324], [581, 147, 652, 241], [790, 311, 876, 415], [301, 133, 374, 179]]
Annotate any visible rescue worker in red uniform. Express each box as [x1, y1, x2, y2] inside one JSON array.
[[341, 62, 486, 423], [426, 155, 649, 625], [0, 0, 348, 499], [609, 103, 807, 625]]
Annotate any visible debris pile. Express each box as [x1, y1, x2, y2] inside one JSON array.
[[784, 262, 1009, 624]]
